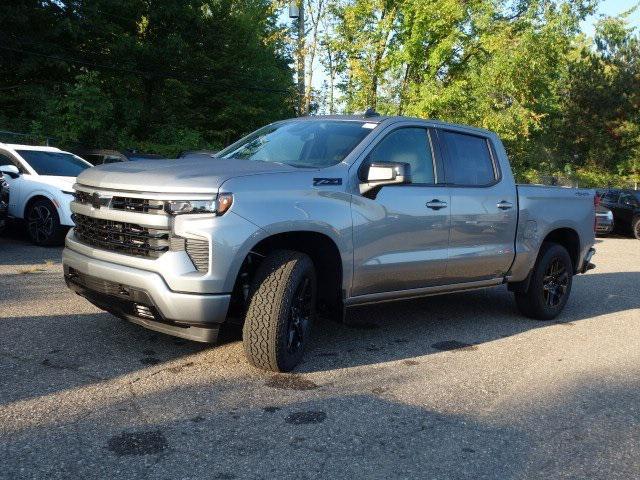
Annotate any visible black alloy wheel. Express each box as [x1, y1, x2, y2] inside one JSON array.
[[26, 199, 64, 246], [542, 258, 569, 307]]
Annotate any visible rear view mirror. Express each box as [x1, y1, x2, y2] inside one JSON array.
[[0, 165, 19, 179], [359, 161, 411, 196]]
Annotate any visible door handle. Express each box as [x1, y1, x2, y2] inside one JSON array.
[[426, 199, 448, 210], [497, 201, 513, 210]]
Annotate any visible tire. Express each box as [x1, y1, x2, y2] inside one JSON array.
[[632, 216, 640, 240], [514, 242, 573, 320], [242, 250, 317, 372], [26, 199, 65, 246]]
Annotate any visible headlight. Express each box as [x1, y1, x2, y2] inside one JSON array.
[[164, 193, 233, 216], [607, 211, 613, 221]]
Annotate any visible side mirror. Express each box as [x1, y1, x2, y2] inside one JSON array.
[[359, 161, 411, 195], [0, 165, 19, 179]]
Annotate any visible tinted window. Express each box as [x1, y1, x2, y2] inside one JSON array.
[[219, 120, 373, 168], [620, 193, 639, 207], [367, 128, 435, 184], [602, 192, 619, 203], [440, 131, 496, 186], [16, 150, 90, 176], [0, 151, 25, 172]]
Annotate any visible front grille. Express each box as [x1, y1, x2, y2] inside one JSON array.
[[111, 196, 164, 213], [73, 191, 165, 214], [72, 213, 169, 258]]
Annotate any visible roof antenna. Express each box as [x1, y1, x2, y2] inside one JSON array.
[[363, 107, 379, 118]]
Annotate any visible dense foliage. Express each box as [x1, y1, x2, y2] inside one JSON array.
[[0, 0, 295, 155], [324, 0, 640, 186], [0, 0, 638, 186]]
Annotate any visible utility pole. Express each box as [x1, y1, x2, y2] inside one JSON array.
[[290, 0, 306, 115]]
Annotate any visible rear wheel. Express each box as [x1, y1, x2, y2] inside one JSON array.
[[242, 250, 317, 372], [632, 216, 640, 240], [514, 242, 573, 320], [26, 199, 65, 246]]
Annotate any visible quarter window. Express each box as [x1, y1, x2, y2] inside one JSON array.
[[366, 128, 435, 184], [439, 131, 496, 186]]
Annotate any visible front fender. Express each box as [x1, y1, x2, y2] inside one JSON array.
[[221, 172, 354, 293]]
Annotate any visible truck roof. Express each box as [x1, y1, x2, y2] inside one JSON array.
[[289, 114, 495, 136]]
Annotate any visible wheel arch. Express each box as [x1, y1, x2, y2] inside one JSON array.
[[542, 227, 580, 273], [229, 230, 344, 319], [23, 194, 57, 219]]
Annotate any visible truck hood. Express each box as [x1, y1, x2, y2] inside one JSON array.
[[76, 158, 298, 194]]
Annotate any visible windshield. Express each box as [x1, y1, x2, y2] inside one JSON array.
[[17, 150, 91, 176], [218, 120, 375, 168]]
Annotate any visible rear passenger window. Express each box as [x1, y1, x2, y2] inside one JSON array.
[[439, 131, 496, 186]]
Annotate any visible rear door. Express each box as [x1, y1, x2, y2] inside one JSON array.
[[437, 129, 517, 283], [351, 126, 451, 296]]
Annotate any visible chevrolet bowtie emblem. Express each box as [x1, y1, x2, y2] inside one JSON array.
[[90, 193, 109, 209]]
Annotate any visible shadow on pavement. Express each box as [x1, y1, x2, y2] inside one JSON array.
[[1, 374, 639, 479]]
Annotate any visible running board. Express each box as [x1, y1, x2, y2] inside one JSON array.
[[345, 278, 504, 307]]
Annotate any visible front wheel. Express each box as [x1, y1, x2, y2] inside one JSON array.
[[26, 199, 65, 246], [632, 216, 640, 240], [242, 250, 317, 372], [514, 242, 573, 320]]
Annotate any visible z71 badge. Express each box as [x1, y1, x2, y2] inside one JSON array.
[[313, 178, 342, 186]]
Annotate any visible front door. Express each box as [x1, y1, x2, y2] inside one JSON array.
[[616, 192, 639, 227], [436, 129, 518, 283], [351, 127, 451, 297], [0, 151, 23, 218]]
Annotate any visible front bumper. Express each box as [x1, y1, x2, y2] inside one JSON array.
[[63, 247, 230, 342]]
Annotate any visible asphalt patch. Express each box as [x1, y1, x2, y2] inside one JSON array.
[[265, 374, 318, 390], [285, 411, 327, 425], [431, 340, 478, 351], [107, 430, 168, 456]]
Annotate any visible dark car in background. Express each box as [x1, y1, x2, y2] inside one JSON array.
[[595, 205, 614, 235], [0, 172, 8, 233], [73, 149, 165, 166], [178, 150, 218, 159], [599, 189, 640, 239]]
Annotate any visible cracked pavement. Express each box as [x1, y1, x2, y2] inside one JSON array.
[[1, 231, 639, 479]]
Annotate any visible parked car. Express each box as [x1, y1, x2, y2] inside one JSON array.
[[63, 115, 596, 372], [0, 143, 92, 245], [599, 188, 640, 239], [178, 150, 218, 159], [74, 148, 166, 166], [595, 205, 614, 235], [0, 172, 8, 234]]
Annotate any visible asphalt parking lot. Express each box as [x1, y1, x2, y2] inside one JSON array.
[[1, 231, 639, 480]]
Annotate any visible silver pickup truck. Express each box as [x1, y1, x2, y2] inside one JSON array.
[[63, 115, 596, 371]]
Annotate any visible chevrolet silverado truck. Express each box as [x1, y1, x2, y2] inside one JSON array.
[[63, 115, 596, 371]]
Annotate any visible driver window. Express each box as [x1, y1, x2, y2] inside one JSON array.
[[367, 128, 435, 184]]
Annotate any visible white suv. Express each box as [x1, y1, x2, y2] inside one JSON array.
[[0, 144, 92, 245]]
